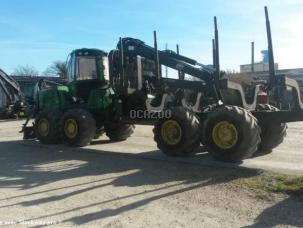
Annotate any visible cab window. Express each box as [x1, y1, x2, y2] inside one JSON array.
[[67, 54, 76, 82], [76, 57, 97, 80]]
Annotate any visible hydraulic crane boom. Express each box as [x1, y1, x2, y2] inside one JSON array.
[[0, 68, 23, 105], [118, 37, 216, 83]]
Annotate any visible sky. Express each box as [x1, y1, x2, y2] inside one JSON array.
[[0, 0, 302, 74]]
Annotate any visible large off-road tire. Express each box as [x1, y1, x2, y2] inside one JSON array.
[[34, 109, 62, 144], [257, 104, 287, 152], [153, 107, 200, 156], [203, 106, 261, 162], [104, 123, 134, 141], [60, 109, 96, 147]]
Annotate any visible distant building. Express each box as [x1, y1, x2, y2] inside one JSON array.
[[11, 76, 66, 99], [252, 68, 303, 87], [240, 62, 279, 73], [0, 75, 66, 110], [240, 50, 279, 73], [239, 49, 303, 87]]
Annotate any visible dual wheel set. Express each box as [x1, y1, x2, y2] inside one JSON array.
[[35, 109, 134, 146], [34, 104, 286, 162], [154, 104, 287, 162]]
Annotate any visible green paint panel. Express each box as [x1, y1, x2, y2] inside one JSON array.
[[68, 79, 106, 102], [88, 87, 114, 110], [38, 85, 70, 110]]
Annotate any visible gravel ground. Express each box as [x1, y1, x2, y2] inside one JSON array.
[[0, 120, 302, 227]]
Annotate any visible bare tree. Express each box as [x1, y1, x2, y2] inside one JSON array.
[[44, 61, 67, 78], [12, 65, 39, 77]]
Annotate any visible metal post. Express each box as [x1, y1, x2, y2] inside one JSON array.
[[251, 41, 255, 73], [165, 43, 168, 78], [212, 39, 216, 68], [153, 31, 161, 81], [265, 6, 276, 86], [213, 16, 223, 101], [176, 44, 184, 80], [214, 17, 220, 85], [119, 37, 125, 91]]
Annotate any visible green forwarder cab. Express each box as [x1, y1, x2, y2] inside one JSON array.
[[34, 48, 134, 146]]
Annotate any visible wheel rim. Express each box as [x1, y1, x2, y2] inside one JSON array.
[[64, 119, 78, 139], [160, 120, 182, 145], [38, 118, 49, 137], [212, 121, 238, 149]]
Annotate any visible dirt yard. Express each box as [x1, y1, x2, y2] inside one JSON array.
[[0, 120, 302, 227]]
